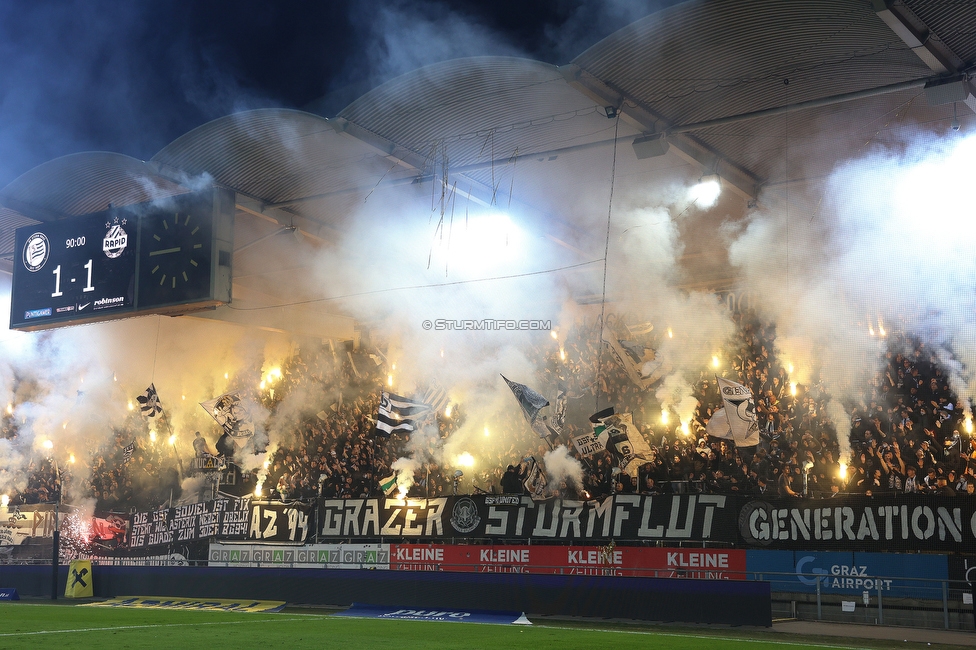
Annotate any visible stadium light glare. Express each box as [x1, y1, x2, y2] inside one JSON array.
[[435, 211, 524, 274], [689, 174, 721, 207]]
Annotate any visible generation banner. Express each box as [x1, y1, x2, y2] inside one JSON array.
[[318, 494, 736, 542], [737, 495, 976, 552], [129, 498, 250, 549]]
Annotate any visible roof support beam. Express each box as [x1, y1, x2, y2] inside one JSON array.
[[558, 64, 761, 200], [872, 0, 963, 75]]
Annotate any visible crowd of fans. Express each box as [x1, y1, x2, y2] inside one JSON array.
[[2, 308, 975, 516]]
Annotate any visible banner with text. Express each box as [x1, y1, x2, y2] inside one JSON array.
[[209, 543, 389, 569], [737, 495, 976, 552], [0, 504, 67, 543], [318, 494, 735, 542], [129, 499, 250, 549], [247, 501, 314, 544], [388, 544, 745, 579]]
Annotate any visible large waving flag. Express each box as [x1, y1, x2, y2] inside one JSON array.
[[501, 375, 557, 441], [422, 385, 450, 415], [137, 384, 162, 417], [200, 391, 255, 448], [706, 408, 734, 440], [602, 332, 670, 390], [375, 392, 431, 437], [716, 377, 761, 447]]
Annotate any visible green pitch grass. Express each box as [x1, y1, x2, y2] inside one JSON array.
[[0, 602, 955, 650]]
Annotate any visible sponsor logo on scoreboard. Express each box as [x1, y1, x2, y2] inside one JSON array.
[[24, 308, 52, 319], [94, 296, 126, 310], [55, 305, 75, 313], [22, 233, 50, 272]]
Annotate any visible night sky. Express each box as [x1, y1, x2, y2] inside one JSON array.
[[0, 0, 682, 188]]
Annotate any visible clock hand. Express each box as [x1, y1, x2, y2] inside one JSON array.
[[149, 247, 182, 256]]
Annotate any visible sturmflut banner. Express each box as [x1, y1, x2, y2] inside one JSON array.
[[318, 494, 736, 541]]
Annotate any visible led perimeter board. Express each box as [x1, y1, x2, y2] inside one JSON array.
[[9, 187, 234, 331]]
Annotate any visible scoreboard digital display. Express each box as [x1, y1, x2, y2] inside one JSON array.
[[9, 187, 233, 331]]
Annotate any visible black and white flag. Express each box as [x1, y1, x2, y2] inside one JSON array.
[[200, 391, 256, 448], [137, 384, 162, 417], [717, 376, 760, 447], [502, 374, 557, 441], [501, 375, 549, 422], [521, 456, 548, 499], [122, 442, 135, 464], [422, 385, 450, 416], [374, 392, 431, 437]]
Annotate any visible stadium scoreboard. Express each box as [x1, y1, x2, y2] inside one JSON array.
[[9, 187, 234, 331]]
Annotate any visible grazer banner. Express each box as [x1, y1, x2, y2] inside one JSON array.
[[247, 501, 314, 544], [318, 494, 736, 541], [388, 544, 745, 579], [129, 498, 250, 549], [737, 495, 976, 552]]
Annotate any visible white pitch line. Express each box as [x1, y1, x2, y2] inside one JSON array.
[[0, 616, 307, 638], [310, 613, 872, 649], [531, 624, 872, 650]]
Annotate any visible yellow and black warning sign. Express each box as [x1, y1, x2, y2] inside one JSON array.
[[65, 560, 93, 598]]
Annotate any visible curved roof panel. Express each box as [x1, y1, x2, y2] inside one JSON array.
[[337, 57, 628, 170], [151, 108, 390, 207], [0, 152, 186, 221]]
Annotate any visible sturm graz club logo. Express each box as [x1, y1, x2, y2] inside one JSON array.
[[23, 232, 50, 272], [450, 497, 481, 534]]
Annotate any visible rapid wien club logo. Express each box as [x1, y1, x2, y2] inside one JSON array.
[[103, 216, 129, 259]]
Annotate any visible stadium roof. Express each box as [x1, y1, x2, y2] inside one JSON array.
[[0, 0, 972, 337]]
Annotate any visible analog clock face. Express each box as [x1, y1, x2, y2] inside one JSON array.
[[137, 206, 212, 308]]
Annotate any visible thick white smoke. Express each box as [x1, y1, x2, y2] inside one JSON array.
[[730, 131, 976, 460]]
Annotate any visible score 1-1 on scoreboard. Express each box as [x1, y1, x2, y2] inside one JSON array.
[[9, 187, 234, 331]]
